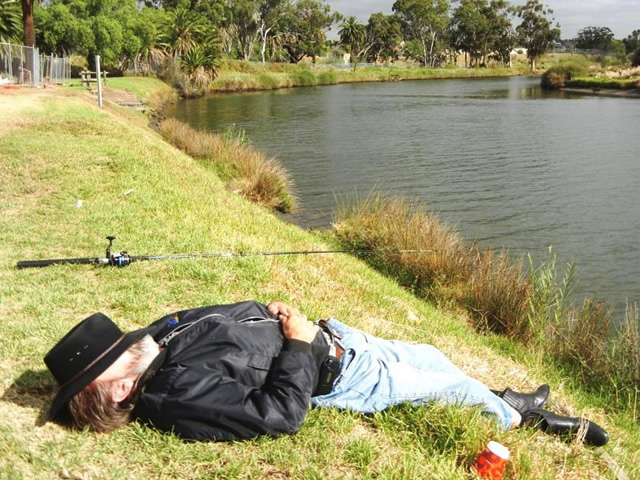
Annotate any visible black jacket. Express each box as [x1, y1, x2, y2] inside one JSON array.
[[132, 301, 329, 441]]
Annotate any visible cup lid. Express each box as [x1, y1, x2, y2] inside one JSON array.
[[487, 441, 510, 460]]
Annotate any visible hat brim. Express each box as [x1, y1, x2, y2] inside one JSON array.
[[48, 327, 152, 421]]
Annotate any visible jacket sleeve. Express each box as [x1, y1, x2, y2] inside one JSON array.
[[146, 339, 319, 442]]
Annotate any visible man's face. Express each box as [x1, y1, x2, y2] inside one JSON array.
[[94, 350, 136, 384]]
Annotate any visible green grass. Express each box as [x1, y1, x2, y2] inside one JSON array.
[[1, 90, 639, 479], [566, 77, 640, 90], [105, 77, 175, 101]]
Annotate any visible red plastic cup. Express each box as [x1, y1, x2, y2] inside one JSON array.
[[473, 441, 510, 480]]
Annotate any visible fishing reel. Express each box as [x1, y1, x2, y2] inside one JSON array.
[[105, 236, 133, 267]]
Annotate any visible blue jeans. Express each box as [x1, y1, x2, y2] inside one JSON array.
[[311, 319, 516, 430]]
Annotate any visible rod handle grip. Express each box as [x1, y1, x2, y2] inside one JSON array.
[[16, 257, 103, 269]]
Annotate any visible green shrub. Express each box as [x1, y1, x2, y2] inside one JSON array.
[[631, 47, 640, 67], [541, 60, 589, 89], [70, 54, 88, 78], [292, 70, 317, 86], [258, 73, 279, 90], [317, 71, 338, 85]]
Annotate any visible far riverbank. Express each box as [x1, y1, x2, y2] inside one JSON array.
[[207, 60, 532, 95], [561, 87, 640, 98]]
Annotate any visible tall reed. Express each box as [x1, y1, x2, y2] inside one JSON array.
[[334, 193, 472, 303], [158, 118, 296, 212]]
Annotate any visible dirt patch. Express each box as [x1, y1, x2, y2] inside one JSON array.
[[101, 87, 140, 104]]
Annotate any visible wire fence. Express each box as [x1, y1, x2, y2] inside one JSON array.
[[0, 42, 71, 86]]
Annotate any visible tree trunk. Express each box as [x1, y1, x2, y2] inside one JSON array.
[[422, 37, 428, 67], [22, 0, 35, 48], [428, 32, 437, 67], [259, 25, 272, 64]]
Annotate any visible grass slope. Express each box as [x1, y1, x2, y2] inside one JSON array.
[[0, 88, 637, 479]]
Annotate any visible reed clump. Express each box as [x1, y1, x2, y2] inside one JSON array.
[[158, 118, 296, 212], [541, 59, 589, 89], [334, 194, 472, 304], [335, 194, 640, 411], [467, 249, 530, 337]]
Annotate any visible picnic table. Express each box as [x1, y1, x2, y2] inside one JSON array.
[[80, 70, 108, 87]]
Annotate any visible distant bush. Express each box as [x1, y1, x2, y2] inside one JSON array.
[[258, 73, 279, 90], [317, 71, 338, 85], [541, 60, 589, 89], [158, 118, 296, 212], [70, 54, 88, 78], [291, 70, 316, 86], [630, 47, 640, 67]]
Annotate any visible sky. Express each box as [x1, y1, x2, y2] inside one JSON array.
[[323, 0, 639, 40]]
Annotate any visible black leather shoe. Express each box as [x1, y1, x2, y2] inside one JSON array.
[[521, 407, 609, 447], [494, 384, 550, 414]]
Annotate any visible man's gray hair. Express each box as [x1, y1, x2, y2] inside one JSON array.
[[67, 334, 158, 433]]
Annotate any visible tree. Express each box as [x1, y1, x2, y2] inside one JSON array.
[[393, 0, 450, 67], [36, 2, 94, 55], [365, 12, 401, 63], [0, 0, 21, 42], [36, 0, 168, 68], [279, 0, 339, 63], [21, 0, 41, 47], [514, 0, 559, 71], [623, 29, 640, 54], [576, 25, 614, 51], [339, 15, 367, 69], [448, 0, 513, 67], [226, 0, 259, 60], [120, 7, 168, 73], [256, 0, 289, 63], [160, 5, 205, 58]]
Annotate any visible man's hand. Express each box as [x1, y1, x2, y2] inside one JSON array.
[[267, 301, 301, 320], [268, 301, 319, 344]]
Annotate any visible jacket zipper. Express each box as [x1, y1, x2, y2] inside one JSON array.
[[158, 314, 278, 347]]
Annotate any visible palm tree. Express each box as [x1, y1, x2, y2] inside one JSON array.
[[0, 0, 21, 42], [21, 0, 40, 47], [160, 6, 205, 59], [339, 16, 365, 59]]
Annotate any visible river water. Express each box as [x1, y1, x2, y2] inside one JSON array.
[[166, 76, 640, 316]]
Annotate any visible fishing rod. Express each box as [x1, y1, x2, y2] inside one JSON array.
[[16, 236, 433, 269]]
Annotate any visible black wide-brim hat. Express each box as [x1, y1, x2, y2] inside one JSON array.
[[44, 312, 150, 421]]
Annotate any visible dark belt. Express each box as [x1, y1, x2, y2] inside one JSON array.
[[317, 322, 343, 360], [334, 342, 344, 360]]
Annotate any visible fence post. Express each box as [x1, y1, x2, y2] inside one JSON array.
[[95, 54, 103, 108], [34, 47, 40, 86], [7, 42, 12, 80]]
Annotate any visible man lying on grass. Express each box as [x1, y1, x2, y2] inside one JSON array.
[[44, 300, 608, 446]]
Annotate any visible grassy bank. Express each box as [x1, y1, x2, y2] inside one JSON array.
[[1, 89, 639, 479], [210, 60, 530, 94]]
